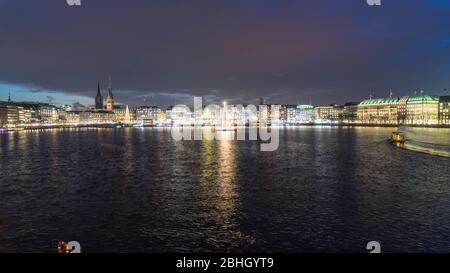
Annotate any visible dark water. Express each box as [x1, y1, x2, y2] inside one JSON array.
[[0, 127, 450, 253]]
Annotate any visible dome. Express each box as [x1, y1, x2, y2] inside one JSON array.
[[407, 94, 439, 103]]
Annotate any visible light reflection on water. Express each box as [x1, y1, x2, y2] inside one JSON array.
[[0, 127, 449, 253], [198, 139, 256, 250]]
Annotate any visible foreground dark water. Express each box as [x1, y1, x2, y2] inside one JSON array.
[[0, 127, 449, 253]]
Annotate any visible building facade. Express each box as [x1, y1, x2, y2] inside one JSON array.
[[398, 96, 409, 125], [258, 105, 270, 125], [343, 102, 359, 124], [0, 105, 8, 128], [314, 104, 343, 123], [38, 105, 59, 124], [80, 110, 115, 124], [297, 105, 315, 124], [438, 96, 450, 125], [285, 105, 297, 125], [357, 97, 400, 125], [405, 94, 439, 125], [114, 106, 135, 123], [136, 106, 166, 126], [166, 105, 192, 126]]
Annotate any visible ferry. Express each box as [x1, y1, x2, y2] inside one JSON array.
[[390, 131, 406, 143]]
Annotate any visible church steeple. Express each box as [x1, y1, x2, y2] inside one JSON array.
[[106, 77, 114, 111], [95, 82, 103, 109], [108, 77, 113, 98], [7, 92, 11, 103]]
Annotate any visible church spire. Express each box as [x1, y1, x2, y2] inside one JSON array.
[[108, 76, 113, 99], [95, 82, 104, 109], [7, 92, 11, 103], [106, 77, 114, 111]]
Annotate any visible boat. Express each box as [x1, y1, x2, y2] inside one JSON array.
[[390, 131, 406, 143]]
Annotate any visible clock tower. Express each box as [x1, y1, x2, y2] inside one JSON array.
[[106, 77, 114, 112]]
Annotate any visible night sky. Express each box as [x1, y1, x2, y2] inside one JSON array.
[[1, 0, 450, 106]]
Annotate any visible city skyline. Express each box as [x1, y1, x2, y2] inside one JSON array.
[[1, 1, 450, 106], [2, 80, 450, 108], [2, 84, 449, 128]]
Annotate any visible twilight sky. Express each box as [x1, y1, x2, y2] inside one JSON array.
[[1, 0, 450, 106]]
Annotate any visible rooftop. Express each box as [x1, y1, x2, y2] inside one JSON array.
[[407, 94, 439, 103]]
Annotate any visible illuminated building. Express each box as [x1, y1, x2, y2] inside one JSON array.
[[2, 91, 450, 128], [106, 78, 114, 112], [0, 104, 22, 127], [438, 96, 450, 125], [38, 105, 59, 124], [2, 104, 34, 127], [405, 93, 439, 125], [343, 102, 359, 124], [63, 111, 81, 124], [0, 102, 56, 127], [315, 104, 343, 123], [258, 104, 270, 125], [231, 105, 249, 126], [256, 104, 283, 125], [79, 110, 115, 124], [297, 105, 315, 124], [95, 83, 103, 109], [136, 106, 166, 126], [194, 96, 203, 125], [398, 96, 409, 125], [153, 107, 166, 125], [6, 105, 20, 126], [202, 104, 221, 126], [114, 106, 136, 123], [19, 107, 33, 125], [270, 104, 282, 124], [136, 106, 152, 126], [166, 105, 192, 126], [231, 104, 258, 126], [285, 105, 298, 125], [0, 106, 7, 127], [357, 97, 400, 125], [279, 105, 287, 124]]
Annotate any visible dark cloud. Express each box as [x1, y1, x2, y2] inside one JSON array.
[[1, 0, 450, 106]]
